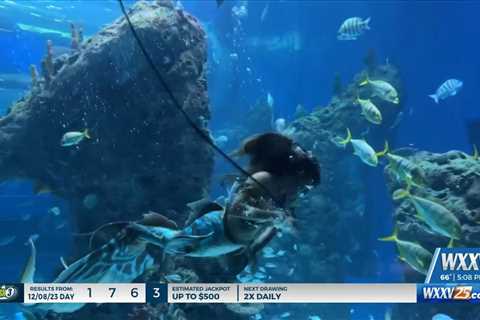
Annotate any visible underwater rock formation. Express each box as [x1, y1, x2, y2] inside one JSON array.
[[281, 64, 402, 318], [278, 63, 404, 319], [385, 150, 480, 320], [385, 150, 480, 271], [0, 0, 213, 244]]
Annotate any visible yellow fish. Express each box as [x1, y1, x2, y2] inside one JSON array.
[[379, 227, 432, 275], [331, 128, 388, 167], [393, 185, 461, 240], [356, 97, 382, 124], [385, 153, 425, 186], [61, 129, 91, 147], [360, 76, 399, 104]]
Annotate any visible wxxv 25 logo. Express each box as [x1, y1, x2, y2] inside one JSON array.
[[420, 285, 479, 302], [420, 248, 480, 303]]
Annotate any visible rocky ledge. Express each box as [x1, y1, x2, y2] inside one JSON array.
[[0, 0, 213, 248]]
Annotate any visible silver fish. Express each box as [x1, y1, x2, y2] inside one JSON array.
[[0, 73, 31, 90], [48, 206, 61, 216], [337, 17, 371, 40], [260, 3, 269, 22], [429, 79, 463, 104], [267, 92, 274, 107], [60, 129, 91, 147], [83, 193, 98, 210], [164, 274, 183, 282], [0, 235, 16, 246]]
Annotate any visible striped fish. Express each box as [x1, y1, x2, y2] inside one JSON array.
[[429, 79, 463, 103], [337, 17, 371, 40], [356, 97, 382, 124]]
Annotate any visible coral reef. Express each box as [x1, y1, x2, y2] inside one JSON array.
[[273, 63, 404, 319], [0, 0, 213, 250], [386, 150, 480, 253], [385, 150, 480, 319]]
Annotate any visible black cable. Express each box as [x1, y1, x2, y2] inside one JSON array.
[[118, 0, 279, 204]]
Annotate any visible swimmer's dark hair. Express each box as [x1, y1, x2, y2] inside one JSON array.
[[234, 132, 321, 186]]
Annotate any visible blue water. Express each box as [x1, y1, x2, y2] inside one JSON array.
[[0, 1, 478, 319]]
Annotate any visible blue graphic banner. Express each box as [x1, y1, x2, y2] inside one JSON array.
[[426, 247, 480, 284]]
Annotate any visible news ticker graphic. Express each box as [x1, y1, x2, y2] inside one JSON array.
[[1, 283, 480, 304], [1, 247, 480, 304], [0, 283, 415, 304]]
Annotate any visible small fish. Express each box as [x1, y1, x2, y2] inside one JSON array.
[[21, 213, 32, 221], [280, 312, 291, 318], [332, 128, 389, 167], [260, 3, 269, 22], [276, 250, 286, 257], [287, 267, 295, 276], [293, 244, 298, 251], [308, 316, 322, 320], [55, 221, 66, 230], [0, 235, 16, 246], [254, 272, 266, 279], [262, 246, 275, 258], [214, 135, 229, 148], [267, 92, 274, 108], [83, 193, 98, 210], [48, 206, 61, 216], [265, 262, 277, 268], [337, 17, 371, 40], [432, 314, 455, 320], [385, 153, 425, 186], [389, 111, 403, 129], [45, 5, 62, 10], [393, 186, 461, 240], [274, 118, 286, 133], [380, 227, 434, 276], [429, 79, 463, 104], [164, 273, 183, 282], [60, 129, 91, 147], [359, 77, 399, 104], [356, 97, 382, 124], [216, 0, 224, 8], [236, 273, 254, 283]]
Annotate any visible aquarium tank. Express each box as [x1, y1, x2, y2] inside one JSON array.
[[0, 0, 479, 319]]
